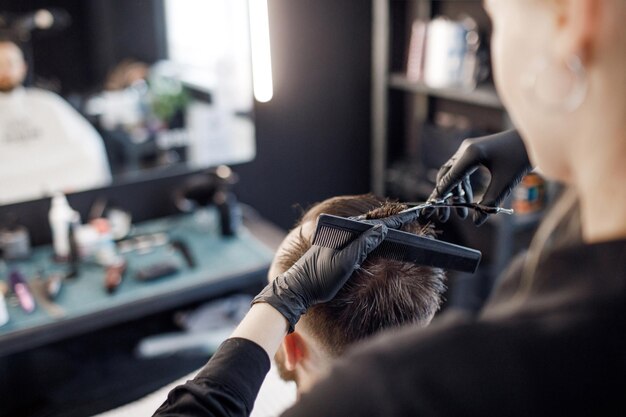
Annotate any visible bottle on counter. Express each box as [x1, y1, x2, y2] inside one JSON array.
[[48, 193, 80, 261], [214, 190, 241, 237], [0, 281, 9, 326]]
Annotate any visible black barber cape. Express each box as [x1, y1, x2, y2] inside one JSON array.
[[154, 238, 626, 416]]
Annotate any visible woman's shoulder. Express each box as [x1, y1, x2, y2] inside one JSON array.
[[302, 299, 626, 416]]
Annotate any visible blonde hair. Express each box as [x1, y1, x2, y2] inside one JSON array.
[[514, 187, 579, 304]]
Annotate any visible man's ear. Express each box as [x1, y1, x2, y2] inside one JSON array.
[[281, 332, 308, 371]]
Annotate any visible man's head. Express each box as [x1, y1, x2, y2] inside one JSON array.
[[269, 194, 446, 394], [0, 38, 27, 92]]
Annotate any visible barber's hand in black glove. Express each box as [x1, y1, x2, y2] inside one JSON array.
[[252, 224, 388, 333], [427, 129, 532, 226]]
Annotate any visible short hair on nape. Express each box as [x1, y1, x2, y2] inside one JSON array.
[[277, 194, 446, 356]]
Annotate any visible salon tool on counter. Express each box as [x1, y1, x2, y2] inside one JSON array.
[[75, 218, 122, 267], [170, 239, 195, 268], [313, 214, 481, 273], [91, 219, 118, 266], [104, 258, 127, 294], [117, 232, 169, 254], [8, 268, 36, 313], [173, 165, 241, 236], [0, 225, 31, 260], [0, 281, 9, 326], [135, 261, 180, 282], [43, 272, 64, 300], [106, 207, 133, 240], [67, 222, 80, 278], [88, 198, 133, 240], [30, 275, 65, 319], [216, 189, 241, 236]]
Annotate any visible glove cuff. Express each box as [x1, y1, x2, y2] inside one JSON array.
[[251, 278, 307, 333]]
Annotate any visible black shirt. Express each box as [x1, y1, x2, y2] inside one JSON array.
[[154, 338, 270, 416], [154, 238, 626, 416]]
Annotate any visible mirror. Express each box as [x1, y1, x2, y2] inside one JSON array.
[[0, 0, 256, 206]]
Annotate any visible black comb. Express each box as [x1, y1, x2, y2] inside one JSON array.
[[313, 214, 481, 273]]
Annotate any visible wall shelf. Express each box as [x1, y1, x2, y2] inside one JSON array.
[[388, 73, 504, 110], [371, 0, 541, 291]]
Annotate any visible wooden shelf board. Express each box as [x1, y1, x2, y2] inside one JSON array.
[[388, 73, 504, 110]]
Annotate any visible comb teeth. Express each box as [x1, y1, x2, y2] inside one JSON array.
[[372, 241, 407, 261], [313, 225, 356, 250], [313, 226, 408, 261], [313, 214, 482, 273]]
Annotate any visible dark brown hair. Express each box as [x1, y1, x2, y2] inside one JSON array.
[[277, 194, 447, 355]]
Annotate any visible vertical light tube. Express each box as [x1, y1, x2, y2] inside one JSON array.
[[249, 0, 273, 102]]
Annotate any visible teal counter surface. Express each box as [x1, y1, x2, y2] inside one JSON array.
[[0, 211, 275, 356]]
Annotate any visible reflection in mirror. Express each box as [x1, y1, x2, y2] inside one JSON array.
[[0, 35, 113, 205], [0, 0, 256, 206]]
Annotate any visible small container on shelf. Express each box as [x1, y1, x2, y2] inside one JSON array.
[[512, 172, 547, 215]]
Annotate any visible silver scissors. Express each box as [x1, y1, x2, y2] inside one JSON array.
[[398, 192, 514, 216], [351, 193, 513, 222]]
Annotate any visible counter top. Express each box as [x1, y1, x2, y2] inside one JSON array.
[[0, 209, 279, 357]]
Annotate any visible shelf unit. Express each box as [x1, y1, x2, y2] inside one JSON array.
[[372, 0, 508, 197], [371, 0, 546, 309]]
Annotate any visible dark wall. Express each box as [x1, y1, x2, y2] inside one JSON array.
[[0, 0, 373, 240], [84, 0, 167, 86], [235, 0, 373, 229], [0, 0, 91, 91]]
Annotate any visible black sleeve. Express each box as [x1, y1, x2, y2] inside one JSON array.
[[153, 337, 271, 417]]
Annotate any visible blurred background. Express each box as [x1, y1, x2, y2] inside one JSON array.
[[0, 1, 552, 415]]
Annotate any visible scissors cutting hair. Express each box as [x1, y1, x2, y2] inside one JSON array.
[[398, 194, 514, 217], [352, 192, 513, 222]]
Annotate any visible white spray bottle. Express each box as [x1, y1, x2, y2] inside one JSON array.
[[48, 193, 79, 261]]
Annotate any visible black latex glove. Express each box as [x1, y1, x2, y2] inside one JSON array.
[[427, 129, 532, 226], [252, 224, 388, 333]]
